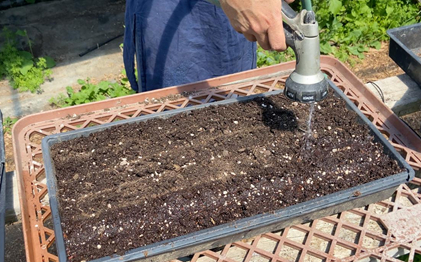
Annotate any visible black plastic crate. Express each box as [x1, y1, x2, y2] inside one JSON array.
[[42, 81, 415, 262], [388, 23, 421, 87], [0, 111, 6, 262]]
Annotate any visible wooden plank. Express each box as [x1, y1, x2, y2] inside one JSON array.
[[366, 74, 421, 116]]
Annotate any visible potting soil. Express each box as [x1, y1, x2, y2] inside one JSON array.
[[51, 94, 404, 261]]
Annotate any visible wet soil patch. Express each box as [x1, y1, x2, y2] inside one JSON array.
[[50, 94, 404, 261]]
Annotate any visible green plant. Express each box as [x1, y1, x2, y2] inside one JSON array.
[[314, 0, 421, 63], [120, 68, 138, 88], [49, 78, 136, 108], [0, 27, 55, 93], [2, 116, 18, 134], [257, 46, 296, 67]]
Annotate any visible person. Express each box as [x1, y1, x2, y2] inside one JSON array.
[[123, 0, 294, 93]]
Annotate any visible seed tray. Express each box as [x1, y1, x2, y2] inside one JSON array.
[[42, 80, 414, 262], [0, 110, 6, 262], [12, 57, 421, 262], [388, 23, 421, 87]]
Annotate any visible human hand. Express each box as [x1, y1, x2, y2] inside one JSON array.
[[219, 0, 295, 51]]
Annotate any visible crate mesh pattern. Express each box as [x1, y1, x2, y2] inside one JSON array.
[[12, 58, 421, 262]]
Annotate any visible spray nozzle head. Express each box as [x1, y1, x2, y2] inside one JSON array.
[[284, 74, 329, 103]]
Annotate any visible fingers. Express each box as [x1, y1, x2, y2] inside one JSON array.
[[243, 25, 287, 51], [266, 20, 287, 51], [263, 0, 290, 51], [243, 33, 257, 42], [255, 31, 271, 50], [220, 0, 291, 51], [253, 0, 288, 51]]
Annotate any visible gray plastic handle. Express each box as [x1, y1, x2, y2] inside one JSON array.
[[282, 1, 298, 18]]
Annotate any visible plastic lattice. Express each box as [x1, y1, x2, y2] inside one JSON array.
[[12, 58, 421, 262], [171, 181, 421, 262]]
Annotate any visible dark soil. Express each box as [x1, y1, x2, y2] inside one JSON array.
[[349, 43, 404, 83], [51, 94, 404, 261], [401, 111, 421, 137]]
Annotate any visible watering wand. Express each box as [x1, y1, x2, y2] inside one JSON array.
[[207, 0, 329, 103]]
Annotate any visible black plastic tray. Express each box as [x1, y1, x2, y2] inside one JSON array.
[[0, 111, 6, 262], [42, 81, 415, 262], [388, 23, 421, 87]]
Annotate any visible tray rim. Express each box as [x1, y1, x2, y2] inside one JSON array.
[[11, 56, 421, 262], [387, 22, 421, 63]]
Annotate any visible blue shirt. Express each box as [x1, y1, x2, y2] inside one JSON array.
[[123, 0, 257, 92]]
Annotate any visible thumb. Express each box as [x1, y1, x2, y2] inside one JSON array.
[[267, 20, 287, 51]]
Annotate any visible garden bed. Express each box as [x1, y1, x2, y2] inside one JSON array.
[[401, 111, 421, 137], [44, 85, 412, 261]]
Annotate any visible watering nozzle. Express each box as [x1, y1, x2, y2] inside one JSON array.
[[281, 3, 329, 103]]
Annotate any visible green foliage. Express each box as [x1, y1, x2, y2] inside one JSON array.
[[329, 0, 343, 15], [314, 0, 421, 63], [2, 116, 18, 134], [0, 27, 55, 93], [49, 78, 136, 108], [257, 46, 296, 67]]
